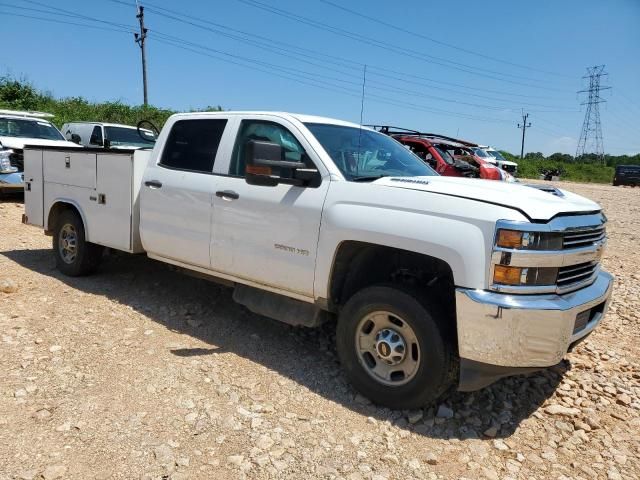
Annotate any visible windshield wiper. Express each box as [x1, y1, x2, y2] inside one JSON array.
[[351, 174, 389, 182]]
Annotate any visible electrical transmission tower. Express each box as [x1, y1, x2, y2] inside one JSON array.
[[575, 65, 610, 163]]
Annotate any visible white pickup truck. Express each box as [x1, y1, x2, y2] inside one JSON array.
[[22, 111, 613, 409]]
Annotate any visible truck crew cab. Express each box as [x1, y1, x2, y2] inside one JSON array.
[[22, 112, 613, 409]]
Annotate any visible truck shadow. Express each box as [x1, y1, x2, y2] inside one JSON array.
[[3, 247, 565, 441]]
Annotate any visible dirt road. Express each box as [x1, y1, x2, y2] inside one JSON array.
[[1, 181, 639, 480]]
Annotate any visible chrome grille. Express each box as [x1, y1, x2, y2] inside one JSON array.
[[562, 225, 606, 249], [557, 261, 599, 292]]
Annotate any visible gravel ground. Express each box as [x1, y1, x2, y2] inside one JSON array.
[[0, 181, 639, 480]]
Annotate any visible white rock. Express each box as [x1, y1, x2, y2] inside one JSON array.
[[42, 465, 67, 480], [0, 278, 18, 293], [256, 434, 274, 450], [227, 455, 244, 467], [544, 404, 580, 416]]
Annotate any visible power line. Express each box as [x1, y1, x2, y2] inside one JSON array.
[[318, 0, 572, 79], [0, 9, 133, 33], [233, 0, 572, 92], [16, 0, 135, 31], [1, 3, 573, 129], [150, 32, 514, 124], [127, 0, 577, 112], [107, 0, 570, 103]]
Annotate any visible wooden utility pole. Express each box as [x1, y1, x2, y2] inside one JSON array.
[[134, 5, 149, 106], [517, 112, 531, 159]]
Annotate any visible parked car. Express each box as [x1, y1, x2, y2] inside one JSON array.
[[0, 109, 79, 194], [62, 122, 157, 149], [481, 147, 519, 175], [23, 111, 613, 409], [613, 165, 640, 187]]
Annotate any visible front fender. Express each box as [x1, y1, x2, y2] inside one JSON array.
[[313, 181, 527, 299]]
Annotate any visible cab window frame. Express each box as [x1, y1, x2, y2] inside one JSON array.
[[158, 118, 228, 175], [228, 119, 316, 178]]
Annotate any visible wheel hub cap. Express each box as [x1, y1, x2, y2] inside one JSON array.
[[355, 311, 420, 386], [375, 328, 406, 365]]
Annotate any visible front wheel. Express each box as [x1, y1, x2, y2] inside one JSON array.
[[336, 285, 456, 409], [53, 210, 103, 276]]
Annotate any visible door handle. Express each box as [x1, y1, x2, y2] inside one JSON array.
[[144, 180, 162, 189], [215, 190, 239, 200]]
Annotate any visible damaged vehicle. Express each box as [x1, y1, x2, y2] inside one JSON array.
[[371, 126, 513, 181], [23, 112, 613, 409]]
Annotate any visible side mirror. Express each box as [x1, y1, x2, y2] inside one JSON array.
[[70, 133, 81, 144], [245, 140, 319, 187], [103, 139, 111, 149]]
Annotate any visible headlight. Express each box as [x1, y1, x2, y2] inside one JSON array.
[[492, 224, 562, 290], [0, 153, 18, 173], [492, 265, 558, 286], [0, 149, 18, 174], [495, 229, 562, 250]]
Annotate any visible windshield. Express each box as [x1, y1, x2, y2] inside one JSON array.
[[0, 117, 65, 141], [434, 145, 455, 165], [488, 149, 506, 161], [305, 123, 437, 180], [471, 147, 491, 159], [105, 126, 156, 148]]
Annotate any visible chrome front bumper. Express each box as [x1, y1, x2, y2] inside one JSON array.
[[455, 270, 613, 371], [0, 172, 24, 191]]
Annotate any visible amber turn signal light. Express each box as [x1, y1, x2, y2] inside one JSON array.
[[496, 229, 523, 249], [493, 265, 523, 285]]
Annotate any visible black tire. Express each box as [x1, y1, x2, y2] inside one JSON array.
[[53, 209, 103, 276], [336, 285, 457, 410]]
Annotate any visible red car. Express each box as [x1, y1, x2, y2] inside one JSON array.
[[372, 127, 508, 181]]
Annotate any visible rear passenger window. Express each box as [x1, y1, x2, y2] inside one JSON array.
[[160, 119, 227, 173]]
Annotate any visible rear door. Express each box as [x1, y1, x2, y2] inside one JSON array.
[[211, 116, 329, 298], [140, 116, 229, 268]]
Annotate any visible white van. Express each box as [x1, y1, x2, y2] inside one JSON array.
[[61, 122, 156, 149]]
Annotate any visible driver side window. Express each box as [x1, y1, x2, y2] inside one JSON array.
[[229, 120, 309, 177]]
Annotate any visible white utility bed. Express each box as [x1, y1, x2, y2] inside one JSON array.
[[23, 147, 150, 253]]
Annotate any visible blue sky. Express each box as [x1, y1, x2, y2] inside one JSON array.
[[1, 0, 639, 156]]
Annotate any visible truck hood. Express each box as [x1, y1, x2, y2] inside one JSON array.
[[374, 176, 600, 221], [0, 136, 80, 150]]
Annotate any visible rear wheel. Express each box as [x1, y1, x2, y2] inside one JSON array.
[[336, 285, 456, 409], [53, 210, 103, 276]]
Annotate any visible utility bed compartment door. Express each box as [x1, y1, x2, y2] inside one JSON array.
[[43, 150, 97, 188], [23, 148, 44, 227], [84, 153, 134, 251]]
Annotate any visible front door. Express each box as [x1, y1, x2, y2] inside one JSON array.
[[211, 117, 329, 298], [140, 117, 228, 268]]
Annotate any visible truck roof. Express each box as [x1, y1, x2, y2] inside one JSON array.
[[0, 109, 54, 119], [169, 111, 368, 130], [64, 121, 141, 129]]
